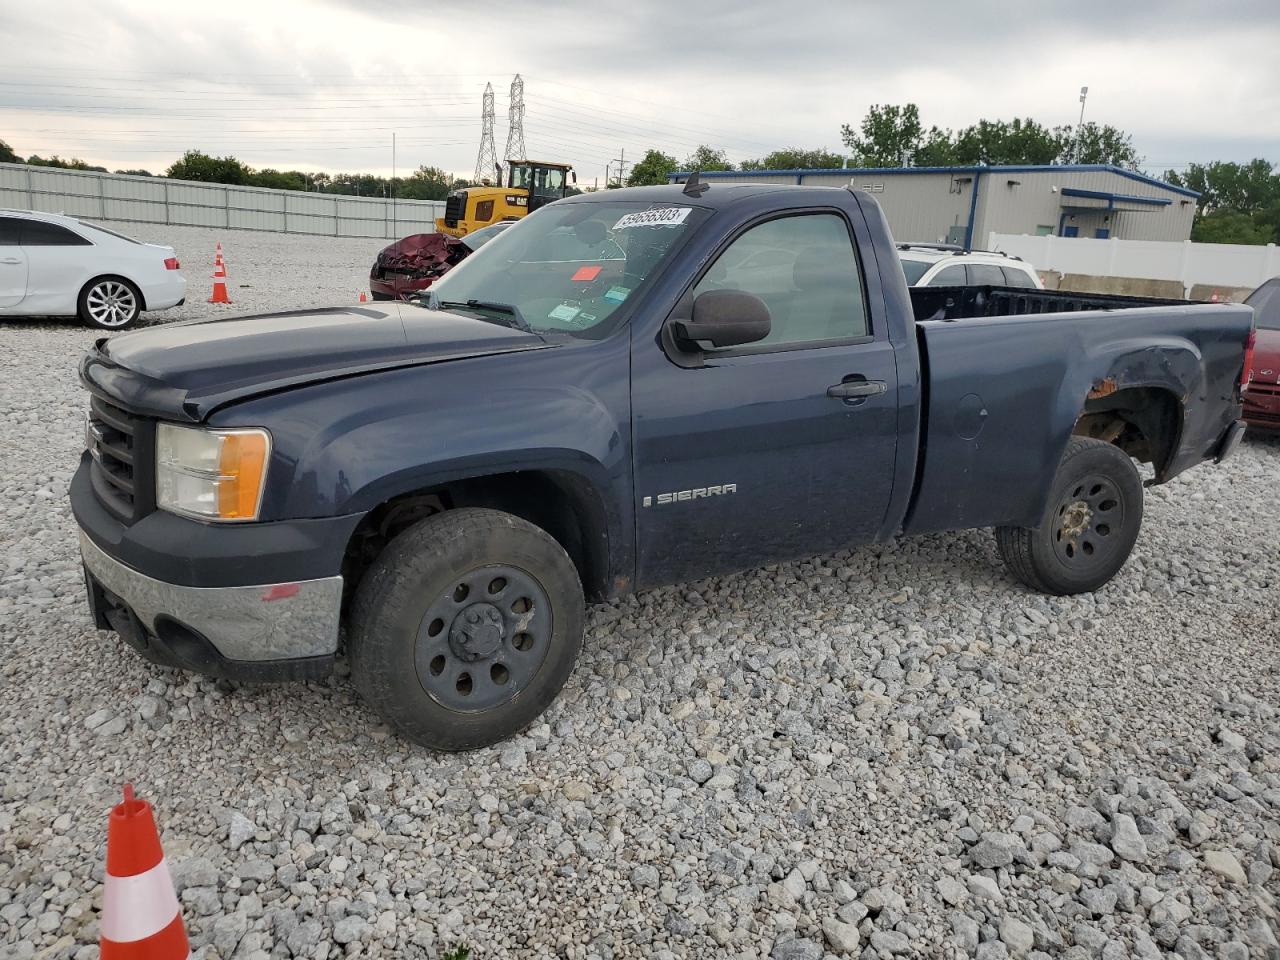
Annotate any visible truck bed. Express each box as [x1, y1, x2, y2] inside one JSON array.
[[901, 296, 1252, 537], [909, 285, 1191, 323]]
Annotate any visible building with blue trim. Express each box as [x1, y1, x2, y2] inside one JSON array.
[[668, 165, 1198, 246]]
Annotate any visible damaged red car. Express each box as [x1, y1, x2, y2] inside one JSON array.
[[369, 222, 512, 301], [1243, 277, 1280, 431]]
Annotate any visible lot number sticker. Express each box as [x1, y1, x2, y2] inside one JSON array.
[[612, 207, 692, 230]]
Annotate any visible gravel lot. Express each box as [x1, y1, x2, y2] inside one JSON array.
[[0, 224, 1277, 960]]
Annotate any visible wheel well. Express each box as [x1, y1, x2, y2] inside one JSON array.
[[1073, 386, 1181, 478], [80, 274, 147, 311], [341, 470, 612, 606]]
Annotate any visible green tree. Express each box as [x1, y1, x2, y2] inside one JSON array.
[[1164, 159, 1279, 213], [398, 165, 454, 201], [1055, 122, 1141, 169], [950, 118, 1058, 166], [114, 168, 153, 177], [1190, 210, 1276, 244], [252, 168, 309, 191], [0, 139, 19, 164], [166, 150, 253, 184], [841, 104, 946, 166], [740, 147, 846, 171], [683, 145, 734, 172], [627, 149, 678, 185], [26, 154, 107, 172]]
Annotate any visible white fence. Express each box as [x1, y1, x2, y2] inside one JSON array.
[[990, 232, 1280, 294], [0, 162, 444, 239]]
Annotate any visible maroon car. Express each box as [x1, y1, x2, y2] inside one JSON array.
[[1243, 277, 1280, 430], [369, 222, 511, 301]]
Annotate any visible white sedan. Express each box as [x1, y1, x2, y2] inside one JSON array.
[[0, 209, 186, 330]]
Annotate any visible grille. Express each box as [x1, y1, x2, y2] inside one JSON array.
[[443, 191, 467, 227], [88, 396, 149, 522]]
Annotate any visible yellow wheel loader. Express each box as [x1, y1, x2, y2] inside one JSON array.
[[436, 160, 575, 238]]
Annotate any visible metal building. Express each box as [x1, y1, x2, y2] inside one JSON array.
[[669, 164, 1198, 248]]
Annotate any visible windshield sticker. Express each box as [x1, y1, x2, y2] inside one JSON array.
[[612, 207, 692, 230], [548, 303, 582, 323], [604, 286, 630, 304], [571, 265, 602, 282]]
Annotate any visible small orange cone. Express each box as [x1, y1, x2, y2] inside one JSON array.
[[359, 291, 367, 302], [1210, 289, 1221, 303], [208, 244, 231, 304], [100, 784, 190, 960]]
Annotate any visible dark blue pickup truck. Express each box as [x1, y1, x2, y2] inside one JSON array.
[[72, 182, 1252, 749]]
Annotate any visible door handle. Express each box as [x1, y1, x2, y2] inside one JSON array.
[[0, 258, 21, 265], [827, 378, 887, 400]]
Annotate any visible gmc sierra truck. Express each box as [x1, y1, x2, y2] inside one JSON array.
[[72, 182, 1253, 750]]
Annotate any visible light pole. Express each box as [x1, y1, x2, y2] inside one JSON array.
[[1078, 86, 1089, 128]]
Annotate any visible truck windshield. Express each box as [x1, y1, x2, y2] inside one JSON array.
[[423, 200, 707, 338], [1246, 277, 1280, 330], [899, 257, 931, 285]]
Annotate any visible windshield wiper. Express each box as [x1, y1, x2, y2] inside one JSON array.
[[437, 299, 537, 336]]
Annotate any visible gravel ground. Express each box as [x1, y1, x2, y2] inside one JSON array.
[[0, 225, 1278, 960]]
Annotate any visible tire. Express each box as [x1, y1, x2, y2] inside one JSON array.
[[369, 290, 394, 301], [996, 436, 1144, 595], [78, 277, 142, 330], [349, 508, 585, 751]]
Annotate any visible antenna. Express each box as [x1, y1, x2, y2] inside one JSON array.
[[504, 74, 527, 162], [682, 172, 709, 198], [474, 83, 499, 184]]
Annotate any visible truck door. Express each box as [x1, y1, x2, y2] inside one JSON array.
[[630, 210, 899, 587]]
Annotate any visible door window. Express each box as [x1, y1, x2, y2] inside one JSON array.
[[20, 220, 91, 246], [693, 213, 868, 348], [1001, 266, 1038, 288], [969, 263, 1005, 286], [0, 217, 21, 244], [929, 264, 967, 286]]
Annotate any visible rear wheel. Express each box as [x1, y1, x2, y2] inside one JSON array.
[[349, 508, 585, 750], [78, 277, 141, 330], [996, 436, 1143, 595]]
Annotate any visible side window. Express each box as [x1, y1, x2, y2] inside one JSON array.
[[929, 264, 967, 286], [0, 217, 21, 245], [21, 220, 91, 246], [969, 263, 1005, 286], [1001, 266, 1038, 288], [474, 199, 494, 222], [693, 213, 868, 348]]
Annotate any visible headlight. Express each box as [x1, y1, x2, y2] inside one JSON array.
[[156, 424, 271, 521]]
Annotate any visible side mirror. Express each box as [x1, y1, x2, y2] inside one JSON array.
[[672, 289, 771, 350], [571, 171, 578, 185]]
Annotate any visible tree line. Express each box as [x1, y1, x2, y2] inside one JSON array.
[[0, 140, 467, 201], [624, 104, 1280, 245]]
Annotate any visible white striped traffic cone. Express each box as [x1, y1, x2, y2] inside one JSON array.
[[100, 784, 190, 960]]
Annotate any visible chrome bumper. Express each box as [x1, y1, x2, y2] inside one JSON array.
[[78, 529, 343, 662]]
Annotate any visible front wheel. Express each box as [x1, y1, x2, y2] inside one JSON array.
[[79, 277, 142, 330], [996, 436, 1144, 595], [349, 508, 585, 751]]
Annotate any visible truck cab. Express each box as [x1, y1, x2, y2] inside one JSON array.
[[436, 160, 574, 238]]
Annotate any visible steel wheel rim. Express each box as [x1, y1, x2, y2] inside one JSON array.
[[413, 564, 554, 712], [86, 281, 136, 327], [1053, 473, 1124, 567]]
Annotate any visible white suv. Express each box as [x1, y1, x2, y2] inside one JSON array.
[[898, 244, 1043, 289], [0, 209, 186, 329]]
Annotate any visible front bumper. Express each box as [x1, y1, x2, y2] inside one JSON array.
[[71, 455, 361, 681], [80, 531, 342, 680], [1243, 382, 1280, 430]]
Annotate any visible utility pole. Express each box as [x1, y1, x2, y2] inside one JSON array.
[[504, 75, 527, 161], [612, 148, 630, 187], [1078, 86, 1089, 127], [391, 132, 397, 237], [474, 83, 499, 184]]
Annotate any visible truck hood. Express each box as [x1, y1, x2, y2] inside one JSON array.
[[81, 302, 553, 422]]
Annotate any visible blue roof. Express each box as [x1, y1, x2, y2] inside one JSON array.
[[1059, 187, 1172, 208], [668, 164, 1200, 199]]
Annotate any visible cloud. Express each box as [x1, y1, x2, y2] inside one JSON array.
[[1, 0, 1276, 180]]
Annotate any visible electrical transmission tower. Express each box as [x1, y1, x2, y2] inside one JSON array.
[[474, 82, 499, 184], [504, 74, 527, 161]]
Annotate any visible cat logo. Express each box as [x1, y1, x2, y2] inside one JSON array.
[[643, 483, 737, 507]]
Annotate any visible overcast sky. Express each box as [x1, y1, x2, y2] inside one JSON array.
[[2, 0, 1277, 185]]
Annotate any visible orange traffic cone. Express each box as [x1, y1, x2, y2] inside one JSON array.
[[359, 291, 367, 303], [100, 784, 190, 960], [208, 244, 231, 304], [1210, 289, 1221, 303]]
